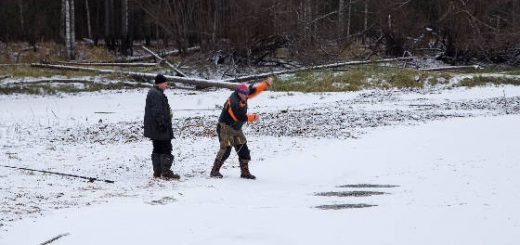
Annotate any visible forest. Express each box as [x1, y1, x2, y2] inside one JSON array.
[[0, 0, 519, 65]]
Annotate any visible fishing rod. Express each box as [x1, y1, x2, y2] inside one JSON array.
[[0, 164, 115, 183]]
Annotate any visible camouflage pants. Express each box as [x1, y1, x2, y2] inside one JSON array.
[[217, 123, 246, 147], [214, 123, 251, 162]]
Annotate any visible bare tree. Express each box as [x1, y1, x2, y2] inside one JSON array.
[[363, 0, 368, 43], [121, 0, 128, 37], [85, 0, 92, 39], [346, 0, 352, 37], [338, 0, 345, 35], [17, 0, 24, 36], [70, 0, 75, 55], [63, 0, 75, 60], [303, 0, 313, 43], [105, 0, 115, 50]]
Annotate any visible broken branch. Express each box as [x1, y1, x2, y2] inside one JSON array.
[[142, 46, 187, 77], [115, 46, 200, 63]]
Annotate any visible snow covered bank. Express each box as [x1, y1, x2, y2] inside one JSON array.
[[3, 115, 520, 244]]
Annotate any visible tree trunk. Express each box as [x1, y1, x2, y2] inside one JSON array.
[[104, 0, 114, 50], [212, 0, 218, 44], [222, 57, 413, 82], [496, 15, 500, 33], [388, 14, 392, 30], [363, 0, 368, 43], [55, 61, 159, 67], [346, 0, 352, 37], [60, 0, 65, 39], [70, 0, 76, 57], [64, 0, 72, 59], [63, 0, 76, 60], [31, 63, 238, 90], [303, 0, 313, 44], [338, 0, 345, 36], [121, 0, 131, 56], [419, 65, 480, 71], [85, 0, 92, 39], [155, 23, 159, 41], [121, 0, 128, 37], [104, 0, 110, 38], [17, 0, 25, 37], [513, 1, 518, 28]]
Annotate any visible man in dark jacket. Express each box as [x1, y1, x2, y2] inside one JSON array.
[[144, 74, 180, 180], [210, 77, 273, 179]]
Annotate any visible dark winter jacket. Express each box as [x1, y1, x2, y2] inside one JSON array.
[[144, 86, 174, 140], [218, 80, 269, 130]]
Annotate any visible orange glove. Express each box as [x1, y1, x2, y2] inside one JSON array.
[[247, 114, 259, 123]]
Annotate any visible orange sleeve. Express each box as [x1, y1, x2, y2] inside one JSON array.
[[247, 79, 270, 99]]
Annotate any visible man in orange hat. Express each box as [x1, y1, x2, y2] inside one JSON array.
[[210, 77, 273, 179]]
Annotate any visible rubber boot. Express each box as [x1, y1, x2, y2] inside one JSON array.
[[151, 153, 162, 178], [159, 154, 180, 180], [239, 160, 256, 179], [210, 159, 223, 178]]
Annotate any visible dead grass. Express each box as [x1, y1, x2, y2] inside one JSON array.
[[271, 66, 446, 92], [0, 42, 115, 64]]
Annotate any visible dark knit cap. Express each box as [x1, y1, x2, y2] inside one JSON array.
[[155, 74, 167, 84]]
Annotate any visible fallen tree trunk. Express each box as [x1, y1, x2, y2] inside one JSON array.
[[11, 78, 93, 84], [142, 46, 187, 77], [0, 64, 27, 66], [0, 75, 11, 80], [8, 78, 151, 87], [55, 61, 159, 67], [114, 46, 200, 63], [419, 65, 480, 71], [30, 63, 236, 89], [223, 57, 413, 82]]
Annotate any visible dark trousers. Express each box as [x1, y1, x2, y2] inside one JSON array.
[[152, 140, 172, 154]]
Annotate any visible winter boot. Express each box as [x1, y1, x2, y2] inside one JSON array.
[[159, 154, 180, 180], [239, 160, 256, 179], [151, 153, 162, 178], [210, 160, 223, 178]]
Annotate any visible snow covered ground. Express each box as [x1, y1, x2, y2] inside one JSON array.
[[1, 85, 520, 244]]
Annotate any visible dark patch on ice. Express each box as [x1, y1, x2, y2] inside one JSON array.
[[147, 196, 176, 205], [315, 191, 387, 197], [338, 184, 399, 188], [315, 203, 377, 210]]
